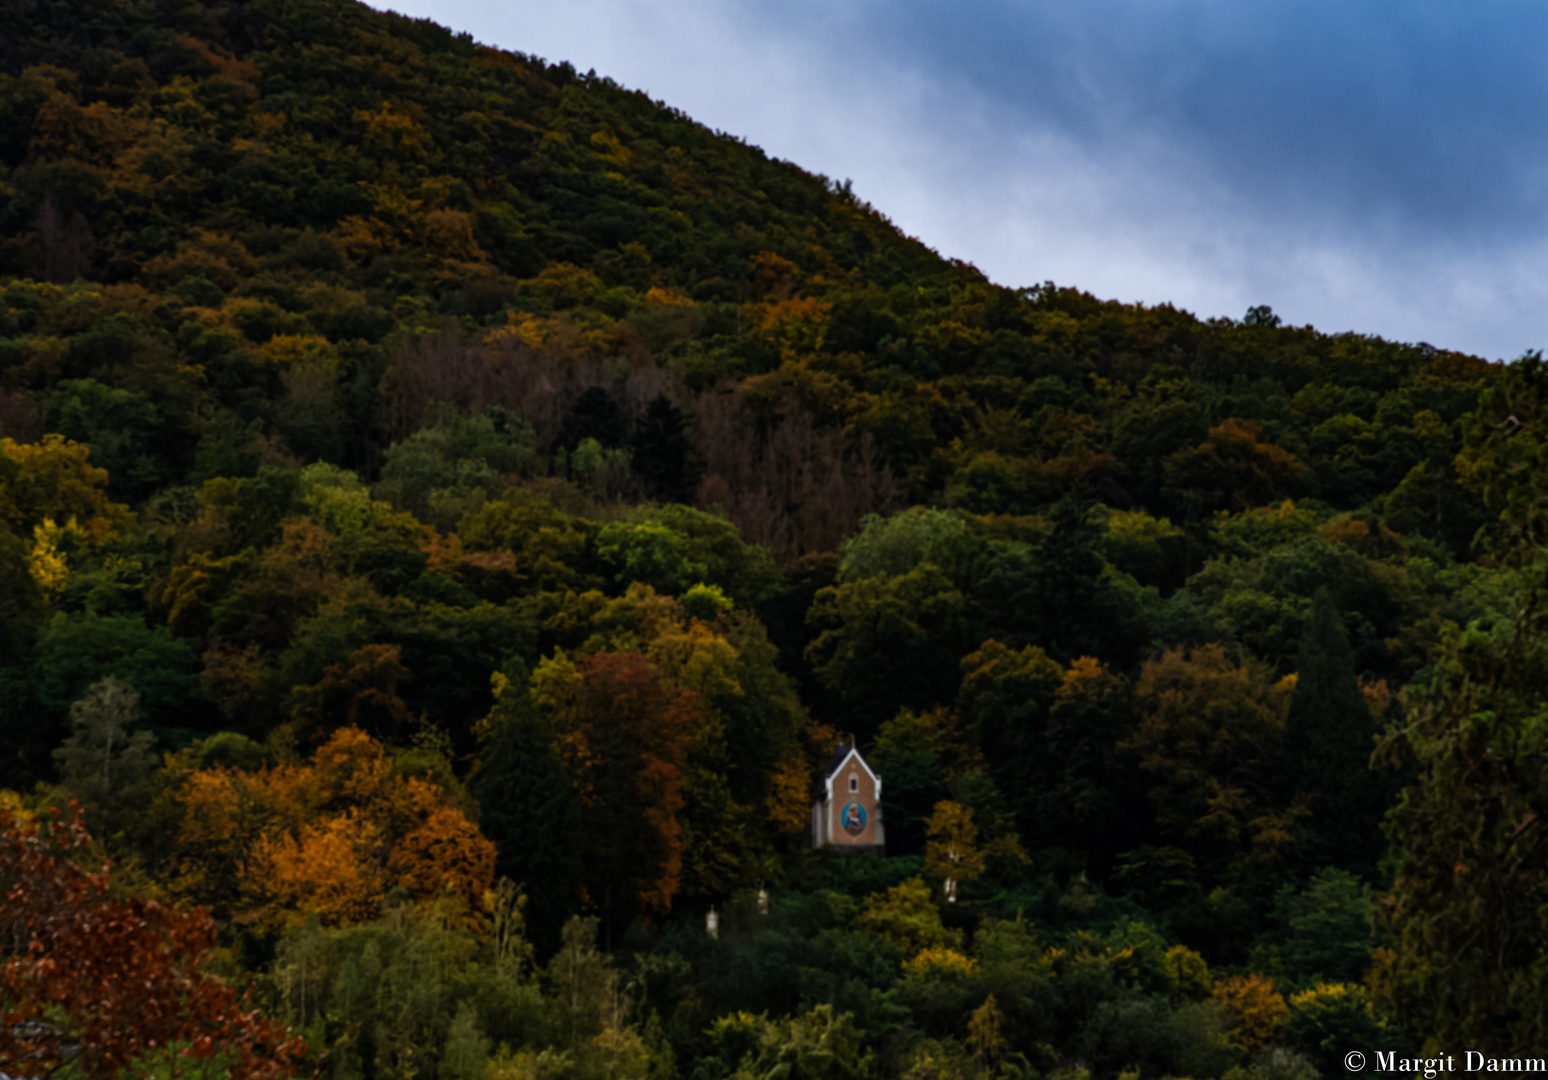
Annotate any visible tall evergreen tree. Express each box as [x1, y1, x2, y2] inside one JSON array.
[[1381, 565, 1548, 1052], [631, 394, 701, 504], [1379, 357, 1548, 1050], [471, 659, 583, 958], [557, 387, 626, 451], [0, 525, 42, 660], [0, 525, 44, 789], [1284, 587, 1384, 876]]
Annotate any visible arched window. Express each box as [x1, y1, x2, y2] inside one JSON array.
[[849, 774, 858, 793]]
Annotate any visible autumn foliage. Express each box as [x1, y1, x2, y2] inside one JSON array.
[[171, 726, 495, 928], [0, 0, 1529, 1067], [0, 803, 303, 1079], [1211, 973, 1289, 1052], [547, 651, 700, 919]]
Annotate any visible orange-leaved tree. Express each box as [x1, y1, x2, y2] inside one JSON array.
[[287, 642, 417, 746], [0, 803, 304, 1079], [539, 651, 700, 930], [169, 727, 494, 928], [1120, 645, 1300, 876], [1162, 418, 1310, 517]]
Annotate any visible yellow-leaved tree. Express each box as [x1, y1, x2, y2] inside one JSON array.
[[0, 434, 131, 543], [923, 800, 985, 903], [1210, 972, 1288, 1052]]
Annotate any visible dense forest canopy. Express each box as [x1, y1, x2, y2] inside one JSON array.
[[2, 0, 1546, 1077]]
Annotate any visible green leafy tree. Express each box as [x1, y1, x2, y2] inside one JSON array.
[[1112, 383, 1208, 515], [459, 491, 601, 595], [976, 495, 1135, 664], [375, 406, 537, 528], [1280, 983, 1400, 1077], [268, 897, 502, 1079], [1040, 657, 1139, 870], [596, 504, 779, 608], [837, 508, 974, 585], [1278, 867, 1374, 986], [725, 1006, 873, 1080], [712, 611, 809, 827], [548, 916, 615, 1051], [1164, 418, 1311, 519], [1455, 349, 1548, 549], [206, 516, 340, 652], [956, 641, 1062, 844], [287, 642, 417, 746], [443, 1001, 493, 1080], [371, 902, 481, 1078], [869, 708, 950, 856], [857, 877, 960, 959], [537, 651, 699, 938], [297, 462, 432, 590], [41, 378, 177, 502], [1384, 459, 1484, 559], [1375, 353, 1548, 1048], [806, 563, 970, 737], [0, 527, 43, 665], [1121, 645, 1298, 879], [31, 610, 201, 741], [1103, 507, 1189, 592]]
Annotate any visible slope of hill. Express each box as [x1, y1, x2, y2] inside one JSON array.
[[0, 0, 1536, 1075], [0, 0, 1493, 530]]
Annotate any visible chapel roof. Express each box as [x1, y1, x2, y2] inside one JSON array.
[[822, 741, 852, 779], [813, 741, 879, 799]]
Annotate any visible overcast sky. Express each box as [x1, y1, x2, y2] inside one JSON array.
[[375, 0, 1548, 361]]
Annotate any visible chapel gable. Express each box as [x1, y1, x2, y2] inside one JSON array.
[[810, 741, 884, 854]]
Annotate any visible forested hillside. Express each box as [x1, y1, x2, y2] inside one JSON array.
[[3, 1, 1547, 1077]]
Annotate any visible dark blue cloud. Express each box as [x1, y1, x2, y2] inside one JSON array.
[[785, 0, 1548, 238]]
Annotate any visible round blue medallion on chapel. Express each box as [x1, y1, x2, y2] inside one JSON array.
[[841, 801, 867, 836]]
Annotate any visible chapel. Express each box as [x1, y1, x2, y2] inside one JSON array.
[[810, 741, 885, 853]]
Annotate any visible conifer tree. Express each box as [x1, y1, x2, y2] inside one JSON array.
[[472, 660, 583, 957], [1380, 564, 1548, 1050], [870, 708, 951, 857], [980, 493, 1134, 664], [632, 394, 701, 504], [1036, 495, 1110, 645], [1376, 356, 1548, 1049], [1283, 588, 1383, 876], [558, 387, 626, 451], [0, 527, 41, 661]]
